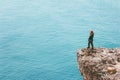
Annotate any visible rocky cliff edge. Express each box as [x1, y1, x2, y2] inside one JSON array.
[[77, 48, 120, 80]]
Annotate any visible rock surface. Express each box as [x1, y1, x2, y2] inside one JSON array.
[[77, 48, 120, 80]]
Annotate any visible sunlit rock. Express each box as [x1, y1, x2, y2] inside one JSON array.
[[77, 48, 120, 80]]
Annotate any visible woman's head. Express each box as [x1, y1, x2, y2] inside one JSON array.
[[90, 30, 93, 33], [90, 30, 94, 35]]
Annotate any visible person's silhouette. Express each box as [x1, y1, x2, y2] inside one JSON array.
[[87, 30, 94, 49]]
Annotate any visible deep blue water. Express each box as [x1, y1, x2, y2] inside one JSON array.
[[0, 0, 120, 80]]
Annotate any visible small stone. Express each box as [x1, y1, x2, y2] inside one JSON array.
[[107, 67, 117, 74], [117, 58, 120, 62], [109, 50, 114, 53], [81, 49, 84, 52]]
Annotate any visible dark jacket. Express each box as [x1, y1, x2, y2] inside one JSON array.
[[88, 34, 94, 41]]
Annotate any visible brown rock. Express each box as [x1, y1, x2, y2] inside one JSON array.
[[77, 48, 120, 80], [107, 67, 117, 74]]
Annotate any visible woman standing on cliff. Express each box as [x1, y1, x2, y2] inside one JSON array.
[[87, 30, 94, 49]]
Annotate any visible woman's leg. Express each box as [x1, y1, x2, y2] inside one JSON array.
[[91, 41, 94, 49], [88, 41, 90, 48]]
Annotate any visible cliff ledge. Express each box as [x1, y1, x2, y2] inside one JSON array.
[[77, 48, 120, 80]]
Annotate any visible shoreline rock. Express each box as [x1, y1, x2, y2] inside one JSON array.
[[77, 48, 120, 80]]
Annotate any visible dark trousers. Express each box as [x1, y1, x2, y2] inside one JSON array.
[[88, 41, 94, 49]]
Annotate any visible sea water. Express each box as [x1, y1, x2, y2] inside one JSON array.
[[0, 0, 120, 80]]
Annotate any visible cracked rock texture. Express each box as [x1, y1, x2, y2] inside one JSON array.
[[77, 48, 120, 80]]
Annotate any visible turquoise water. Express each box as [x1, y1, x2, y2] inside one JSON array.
[[0, 0, 120, 80]]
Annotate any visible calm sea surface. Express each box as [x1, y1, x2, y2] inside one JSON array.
[[0, 0, 120, 80]]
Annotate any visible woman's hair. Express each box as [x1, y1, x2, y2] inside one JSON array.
[[90, 30, 94, 33], [90, 30, 94, 36]]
